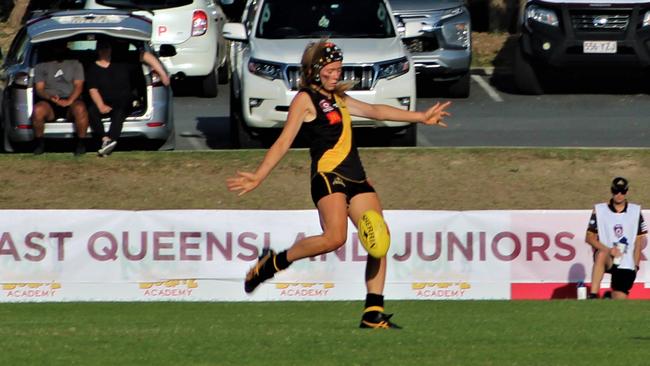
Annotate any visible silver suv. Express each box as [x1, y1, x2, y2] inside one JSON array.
[[0, 9, 175, 152], [389, 0, 472, 97]]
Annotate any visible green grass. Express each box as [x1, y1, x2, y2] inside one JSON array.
[[2, 148, 650, 210], [1, 300, 650, 365]]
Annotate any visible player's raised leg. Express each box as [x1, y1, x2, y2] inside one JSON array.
[[244, 193, 349, 293]]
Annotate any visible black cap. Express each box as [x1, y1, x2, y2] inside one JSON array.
[[611, 177, 629, 194]]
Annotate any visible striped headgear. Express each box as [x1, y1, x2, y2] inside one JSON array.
[[312, 42, 343, 83]]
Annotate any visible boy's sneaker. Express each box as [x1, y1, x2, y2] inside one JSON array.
[[587, 293, 599, 299], [33, 138, 45, 155], [244, 249, 277, 294], [98, 140, 117, 157], [360, 308, 402, 329]]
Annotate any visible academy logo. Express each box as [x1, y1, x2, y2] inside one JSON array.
[[139, 279, 197, 298], [2, 282, 61, 298], [411, 282, 471, 298], [275, 282, 334, 297]]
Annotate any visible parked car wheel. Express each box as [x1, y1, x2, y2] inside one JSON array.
[[201, 68, 218, 98], [156, 127, 176, 151], [217, 58, 230, 85], [0, 101, 22, 153], [447, 73, 470, 98], [2, 124, 29, 153], [390, 124, 416, 147], [514, 43, 543, 95], [229, 85, 258, 148]]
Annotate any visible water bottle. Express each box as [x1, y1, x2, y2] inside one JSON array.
[[576, 281, 587, 300], [612, 241, 628, 266]]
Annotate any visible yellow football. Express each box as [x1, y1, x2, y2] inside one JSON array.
[[357, 210, 390, 258]]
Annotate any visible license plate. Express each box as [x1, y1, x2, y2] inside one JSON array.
[[55, 15, 127, 24], [583, 41, 617, 54]]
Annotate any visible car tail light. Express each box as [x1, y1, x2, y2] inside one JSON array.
[[191, 10, 208, 37], [12, 72, 30, 88], [17, 124, 32, 129], [147, 122, 165, 127]]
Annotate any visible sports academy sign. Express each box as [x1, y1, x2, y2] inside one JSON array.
[[0, 210, 647, 301]]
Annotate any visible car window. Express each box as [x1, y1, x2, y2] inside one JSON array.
[[95, 0, 193, 10], [67, 39, 138, 51], [6, 29, 28, 65], [255, 0, 395, 39]]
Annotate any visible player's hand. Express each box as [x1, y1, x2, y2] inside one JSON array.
[[610, 246, 622, 258], [227, 171, 261, 196], [421, 101, 451, 127]]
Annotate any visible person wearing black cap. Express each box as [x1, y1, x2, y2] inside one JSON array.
[[227, 40, 451, 328], [585, 177, 647, 299]]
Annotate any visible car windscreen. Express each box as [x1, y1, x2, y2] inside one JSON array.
[[95, 0, 193, 10], [255, 0, 396, 39]]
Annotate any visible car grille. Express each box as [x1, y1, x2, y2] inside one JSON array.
[[285, 66, 376, 91], [570, 11, 631, 32], [402, 37, 439, 53]]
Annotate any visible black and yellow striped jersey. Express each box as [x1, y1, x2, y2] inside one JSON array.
[[299, 88, 366, 181]]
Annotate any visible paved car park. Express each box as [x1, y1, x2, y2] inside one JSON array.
[[172, 71, 650, 149]]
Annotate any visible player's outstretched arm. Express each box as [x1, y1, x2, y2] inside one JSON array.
[[227, 92, 313, 196], [344, 95, 451, 127]]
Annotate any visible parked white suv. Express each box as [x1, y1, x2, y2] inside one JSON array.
[[85, 0, 229, 97], [224, 0, 417, 147]]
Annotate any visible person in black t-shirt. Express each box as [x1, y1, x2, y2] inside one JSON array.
[[86, 38, 170, 156]]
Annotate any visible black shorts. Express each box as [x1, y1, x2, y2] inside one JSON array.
[[310, 172, 375, 206], [607, 266, 637, 295]]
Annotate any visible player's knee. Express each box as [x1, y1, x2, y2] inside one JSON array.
[[324, 232, 347, 251]]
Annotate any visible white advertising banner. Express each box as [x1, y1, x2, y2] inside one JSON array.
[[0, 209, 646, 302]]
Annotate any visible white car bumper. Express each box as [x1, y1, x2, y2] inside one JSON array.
[[157, 35, 217, 78], [241, 69, 416, 129]]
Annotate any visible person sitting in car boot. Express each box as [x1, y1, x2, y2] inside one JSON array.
[[31, 41, 89, 155]]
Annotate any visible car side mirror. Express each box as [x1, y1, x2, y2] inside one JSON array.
[[158, 44, 176, 57], [223, 22, 248, 41]]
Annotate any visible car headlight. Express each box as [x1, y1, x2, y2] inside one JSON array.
[[643, 11, 650, 26], [442, 21, 471, 48], [377, 57, 409, 80], [248, 58, 283, 80], [526, 5, 559, 27], [440, 7, 463, 21]]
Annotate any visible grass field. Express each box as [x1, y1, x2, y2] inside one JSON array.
[[2, 148, 650, 365], [1, 148, 650, 210], [1, 300, 650, 365]]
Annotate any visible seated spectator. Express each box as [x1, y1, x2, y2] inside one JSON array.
[[86, 37, 170, 156], [32, 41, 89, 155]]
